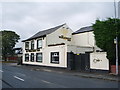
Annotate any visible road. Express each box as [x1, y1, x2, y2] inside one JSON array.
[[1, 64, 119, 88]]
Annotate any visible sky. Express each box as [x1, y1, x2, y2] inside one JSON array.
[[1, 1, 118, 47]]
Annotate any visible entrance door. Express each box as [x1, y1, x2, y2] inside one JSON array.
[[74, 53, 90, 72]]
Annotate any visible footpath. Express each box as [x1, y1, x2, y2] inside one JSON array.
[[4, 63, 120, 82]]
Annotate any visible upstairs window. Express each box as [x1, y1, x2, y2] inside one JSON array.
[[36, 53, 42, 62], [51, 52, 59, 64], [31, 40, 34, 50], [37, 39, 42, 49], [30, 53, 34, 62], [25, 54, 29, 62], [25, 42, 29, 50]]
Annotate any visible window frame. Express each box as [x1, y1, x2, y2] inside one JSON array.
[[25, 42, 29, 50], [25, 54, 29, 62], [51, 52, 59, 64], [37, 39, 42, 49], [30, 53, 34, 62], [36, 53, 42, 62], [31, 40, 34, 50]]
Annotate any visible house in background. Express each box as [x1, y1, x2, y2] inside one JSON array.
[[7, 47, 22, 62], [22, 24, 109, 73]]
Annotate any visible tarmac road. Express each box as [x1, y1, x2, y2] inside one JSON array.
[[1, 64, 119, 88]]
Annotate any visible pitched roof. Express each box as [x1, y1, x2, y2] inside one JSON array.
[[72, 26, 93, 35], [22, 24, 65, 42]]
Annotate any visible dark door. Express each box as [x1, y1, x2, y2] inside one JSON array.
[[74, 54, 81, 70], [67, 52, 75, 70], [74, 53, 90, 72]]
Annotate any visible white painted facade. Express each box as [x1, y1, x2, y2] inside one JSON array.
[[72, 31, 102, 52], [22, 24, 72, 68], [46, 25, 73, 46], [67, 45, 93, 54], [22, 24, 109, 71], [72, 31, 109, 71], [72, 31, 95, 47], [23, 45, 67, 68], [90, 52, 109, 70]]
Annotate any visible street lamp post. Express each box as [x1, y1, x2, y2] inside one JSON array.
[[114, 0, 119, 75]]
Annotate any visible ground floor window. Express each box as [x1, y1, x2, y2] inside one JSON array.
[[51, 52, 59, 64], [36, 53, 42, 62], [25, 54, 29, 62], [30, 53, 34, 62]]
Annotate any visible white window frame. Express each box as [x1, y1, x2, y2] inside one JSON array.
[[37, 39, 42, 49], [36, 53, 42, 62]]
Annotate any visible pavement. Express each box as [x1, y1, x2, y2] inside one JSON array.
[[5, 63, 120, 82]]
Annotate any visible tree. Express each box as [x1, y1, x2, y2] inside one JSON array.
[[1, 30, 20, 61], [93, 18, 120, 65]]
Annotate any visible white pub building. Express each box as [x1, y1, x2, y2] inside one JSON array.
[[22, 24, 109, 73]]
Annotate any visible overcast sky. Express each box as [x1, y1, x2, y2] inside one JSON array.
[[1, 2, 116, 47]]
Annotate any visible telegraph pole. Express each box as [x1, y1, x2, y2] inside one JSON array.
[[114, 0, 119, 75]]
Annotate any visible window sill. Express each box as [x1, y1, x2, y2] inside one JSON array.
[[25, 60, 29, 62], [36, 61, 42, 63], [30, 61, 34, 62], [51, 62, 59, 64], [37, 47, 42, 49]]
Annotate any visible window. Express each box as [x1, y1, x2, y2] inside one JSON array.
[[31, 40, 34, 50], [36, 53, 42, 62], [51, 52, 59, 64], [30, 53, 34, 62], [25, 42, 29, 50], [37, 39, 42, 49], [25, 54, 29, 62]]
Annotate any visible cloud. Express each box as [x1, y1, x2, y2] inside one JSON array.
[[1, 2, 115, 47]]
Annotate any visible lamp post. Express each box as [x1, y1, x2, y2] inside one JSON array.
[[114, 0, 119, 75]]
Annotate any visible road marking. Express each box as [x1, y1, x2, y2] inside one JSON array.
[[41, 80, 52, 84], [14, 76, 24, 82], [0, 70, 3, 72], [41, 80, 67, 88]]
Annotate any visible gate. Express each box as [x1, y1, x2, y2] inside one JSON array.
[[67, 52, 90, 72], [74, 53, 90, 72]]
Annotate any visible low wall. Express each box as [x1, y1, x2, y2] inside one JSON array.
[[110, 65, 120, 74], [90, 52, 109, 72]]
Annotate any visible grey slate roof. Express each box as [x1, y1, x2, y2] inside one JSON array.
[[22, 24, 65, 42], [72, 26, 93, 35]]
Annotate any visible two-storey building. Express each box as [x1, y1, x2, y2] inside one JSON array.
[[22, 24, 109, 73], [22, 24, 73, 68]]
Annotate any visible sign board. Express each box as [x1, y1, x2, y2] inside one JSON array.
[[59, 35, 71, 41]]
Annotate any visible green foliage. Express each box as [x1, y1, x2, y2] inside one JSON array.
[[93, 18, 120, 65], [0, 30, 20, 60]]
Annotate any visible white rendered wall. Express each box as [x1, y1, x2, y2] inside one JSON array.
[[72, 31, 95, 47], [23, 45, 67, 68], [67, 45, 93, 54], [90, 52, 109, 70], [46, 24, 73, 46]]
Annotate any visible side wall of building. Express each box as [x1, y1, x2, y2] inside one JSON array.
[[72, 31, 102, 52], [46, 25, 73, 46], [72, 31, 95, 47], [69, 31, 109, 72]]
